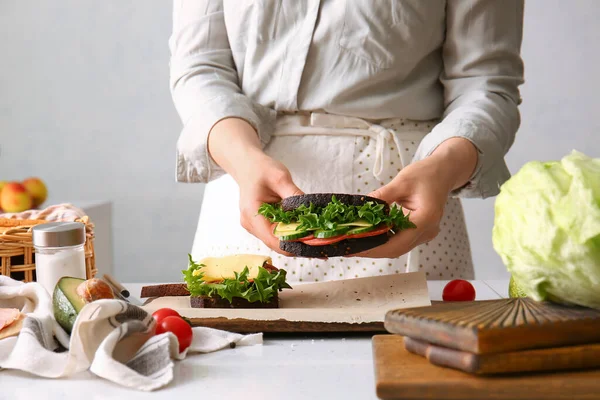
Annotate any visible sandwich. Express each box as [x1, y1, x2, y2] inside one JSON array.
[[258, 194, 416, 258], [181, 254, 292, 308]]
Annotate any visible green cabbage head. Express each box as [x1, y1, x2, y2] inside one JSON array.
[[492, 150, 600, 309]]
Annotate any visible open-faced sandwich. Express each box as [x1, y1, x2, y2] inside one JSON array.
[[183, 254, 291, 308], [140, 254, 292, 309], [258, 193, 415, 257]]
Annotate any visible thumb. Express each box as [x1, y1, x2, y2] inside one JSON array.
[[368, 178, 408, 203], [275, 177, 304, 199]]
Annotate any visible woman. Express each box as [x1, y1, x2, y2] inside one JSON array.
[[169, 0, 524, 282]]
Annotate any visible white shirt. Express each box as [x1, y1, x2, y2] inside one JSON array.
[[169, 0, 524, 198]]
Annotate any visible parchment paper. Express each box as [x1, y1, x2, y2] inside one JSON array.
[[142, 271, 430, 324]]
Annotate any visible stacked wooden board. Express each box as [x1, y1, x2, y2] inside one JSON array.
[[373, 298, 600, 399], [373, 335, 600, 400]]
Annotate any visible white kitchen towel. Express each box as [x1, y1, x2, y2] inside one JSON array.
[[0, 276, 262, 391]]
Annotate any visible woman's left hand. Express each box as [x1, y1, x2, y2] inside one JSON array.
[[353, 138, 478, 259]]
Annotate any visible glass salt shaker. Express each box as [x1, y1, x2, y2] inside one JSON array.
[[32, 222, 87, 296]]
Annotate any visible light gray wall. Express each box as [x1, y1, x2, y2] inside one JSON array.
[[2, 1, 598, 283], [463, 0, 600, 280], [0, 1, 202, 283]]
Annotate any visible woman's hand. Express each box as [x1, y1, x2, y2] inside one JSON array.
[[354, 138, 478, 259], [237, 153, 304, 254], [208, 118, 304, 255]]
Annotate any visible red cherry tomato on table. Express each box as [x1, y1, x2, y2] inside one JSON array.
[[151, 308, 181, 325], [156, 315, 193, 353], [442, 279, 476, 302]]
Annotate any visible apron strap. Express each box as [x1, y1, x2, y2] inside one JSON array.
[[275, 112, 425, 181], [368, 124, 403, 182]]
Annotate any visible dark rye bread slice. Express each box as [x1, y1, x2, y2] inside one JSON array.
[[279, 193, 391, 257], [141, 283, 189, 298], [280, 232, 389, 258], [281, 193, 389, 211], [190, 292, 279, 309]]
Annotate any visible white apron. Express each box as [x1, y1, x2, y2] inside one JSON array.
[[191, 112, 475, 282]]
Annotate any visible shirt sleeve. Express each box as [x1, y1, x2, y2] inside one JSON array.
[[412, 0, 525, 198], [169, 0, 277, 183]]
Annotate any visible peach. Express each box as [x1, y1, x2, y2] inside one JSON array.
[[0, 181, 6, 211], [22, 177, 48, 208], [0, 182, 33, 213]]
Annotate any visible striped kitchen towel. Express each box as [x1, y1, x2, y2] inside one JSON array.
[[0, 276, 262, 391]]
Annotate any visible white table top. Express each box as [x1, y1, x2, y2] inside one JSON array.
[[1, 280, 507, 400]]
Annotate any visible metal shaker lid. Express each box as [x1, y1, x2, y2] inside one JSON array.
[[32, 222, 86, 248]]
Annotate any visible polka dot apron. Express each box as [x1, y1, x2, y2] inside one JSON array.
[[191, 112, 475, 282]]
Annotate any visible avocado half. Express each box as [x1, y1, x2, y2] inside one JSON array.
[[53, 276, 86, 333]]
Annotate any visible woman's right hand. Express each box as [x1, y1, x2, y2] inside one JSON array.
[[208, 118, 304, 254]]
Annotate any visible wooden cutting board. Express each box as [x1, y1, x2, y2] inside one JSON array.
[[384, 298, 600, 354], [403, 336, 600, 375], [373, 335, 600, 400], [141, 272, 431, 333]]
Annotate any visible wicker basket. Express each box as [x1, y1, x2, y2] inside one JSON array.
[[0, 216, 97, 282]]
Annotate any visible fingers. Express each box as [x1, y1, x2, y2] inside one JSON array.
[[272, 170, 304, 199], [352, 208, 436, 258], [277, 181, 304, 199], [241, 202, 294, 256], [368, 178, 408, 204], [254, 217, 295, 256], [354, 227, 422, 259]]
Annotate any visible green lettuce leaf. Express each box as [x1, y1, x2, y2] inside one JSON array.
[[492, 150, 600, 309], [258, 195, 416, 232], [181, 254, 292, 303]]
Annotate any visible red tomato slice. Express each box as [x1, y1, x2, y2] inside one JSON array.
[[298, 225, 391, 246], [300, 235, 346, 246], [345, 225, 391, 239], [285, 234, 314, 242]]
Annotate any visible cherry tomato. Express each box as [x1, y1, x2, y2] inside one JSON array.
[[442, 279, 476, 302], [156, 316, 193, 353], [151, 308, 181, 325]]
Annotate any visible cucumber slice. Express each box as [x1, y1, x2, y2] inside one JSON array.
[[346, 225, 377, 235], [277, 231, 311, 241], [339, 219, 373, 228], [314, 226, 351, 239]]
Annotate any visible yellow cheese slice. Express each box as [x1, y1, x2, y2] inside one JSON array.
[[193, 254, 273, 283]]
